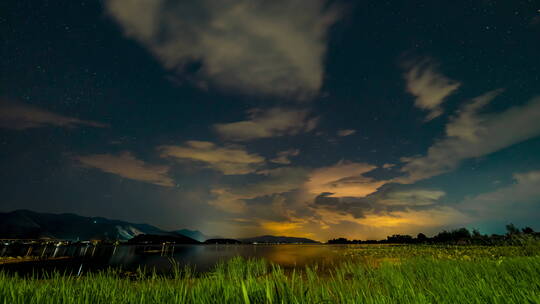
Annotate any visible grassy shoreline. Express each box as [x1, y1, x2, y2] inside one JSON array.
[[0, 256, 73, 265], [1, 245, 539, 303]]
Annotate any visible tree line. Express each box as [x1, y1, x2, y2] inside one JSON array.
[[327, 224, 539, 245]]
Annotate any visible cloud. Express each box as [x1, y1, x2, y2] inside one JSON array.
[[337, 129, 356, 137], [0, 101, 107, 130], [159, 140, 265, 175], [204, 161, 468, 240], [303, 184, 468, 239], [211, 161, 392, 225], [312, 184, 447, 219], [458, 170, 540, 221], [209, 167, 309, 213], [75, 152, 174, 187], [269, 202, 469, 241], [299, 169, 472, 238], [208, 188, 249, 214], [270, 149, 300, 165], [399, 90, 540, 183], [348, 207, 469, 228], [105, 0, 342, 99], [403, 59, 461, 120], [214, 108, 318, 141], [305, 161, 384, 198], [239, 167, 310, 198], [258, 218, 311, 237], [375, 188, 445, 206], [311, 205, 467, 229]]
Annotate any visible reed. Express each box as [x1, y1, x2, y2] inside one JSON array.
[[1, 244, 539, 303]]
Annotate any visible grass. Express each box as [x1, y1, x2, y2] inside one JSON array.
[[1, 244, 539, 303]]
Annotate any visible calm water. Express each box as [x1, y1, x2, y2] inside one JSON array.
[[0, 244, 357, 274]]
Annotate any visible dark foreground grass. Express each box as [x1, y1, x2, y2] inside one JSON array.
[[1, 247, 540, 303]]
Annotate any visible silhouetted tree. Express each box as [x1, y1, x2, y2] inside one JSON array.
[[433, 228, 471, 243], [522, 227, 534, 234], [454, 228, 471, 239], [387, 234, 413, 244], [326, 224, 539, 245], [469, 229, 489, 244], [416, 233, 427, 243], [506, 223, 520, 235], [328, 238, 350, 244]]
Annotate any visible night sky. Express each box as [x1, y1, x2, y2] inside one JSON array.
[[2, 1, 540, 240]]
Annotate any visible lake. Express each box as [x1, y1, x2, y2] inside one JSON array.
[[0, 243, 361, 274]]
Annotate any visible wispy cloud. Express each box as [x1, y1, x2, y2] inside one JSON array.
[[214, 108, 318, 141], [399, 90, 540, 183], [337, 129, 356, 137], [403, 59, 461, 120], [305, 161, 383, 198], [159, 141, 265, 175], [270, 149, 300, 165], [374, 188, 446, 206], [0, 101, 107, 130], [343, 207, 468, 229], [105, 0, 342, 99], [459, 170, 540, 222], [75, 152, 174, 187]]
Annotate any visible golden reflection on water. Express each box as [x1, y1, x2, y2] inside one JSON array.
[[261, 245, 334, 266], [253, 245, 373, 267], [257, 244, 404, 269]]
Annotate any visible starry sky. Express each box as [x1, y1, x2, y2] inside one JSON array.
[[2, 1, 540, 241]]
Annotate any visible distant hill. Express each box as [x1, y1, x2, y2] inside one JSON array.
[[0, 210, 320, 244], [127, 233, 200, 244], [174, 229, 218, 242], [0, 210, 170, 241], [204, 238, 242, 244], [240, 235, 319, 244]]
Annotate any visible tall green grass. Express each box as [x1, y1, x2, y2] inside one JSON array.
[[1, 246, 539, 303]]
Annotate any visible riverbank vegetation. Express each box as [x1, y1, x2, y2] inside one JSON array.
[[328, 224, 539, 245], [1, 242, 539, 303]]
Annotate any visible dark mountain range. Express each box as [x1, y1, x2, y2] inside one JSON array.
[[239, 235, 319, 244], [174, 229, 220, 242], [0, 210, 321, 244], [0, 210, 170, 241], [127, 233, 200, 244]]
